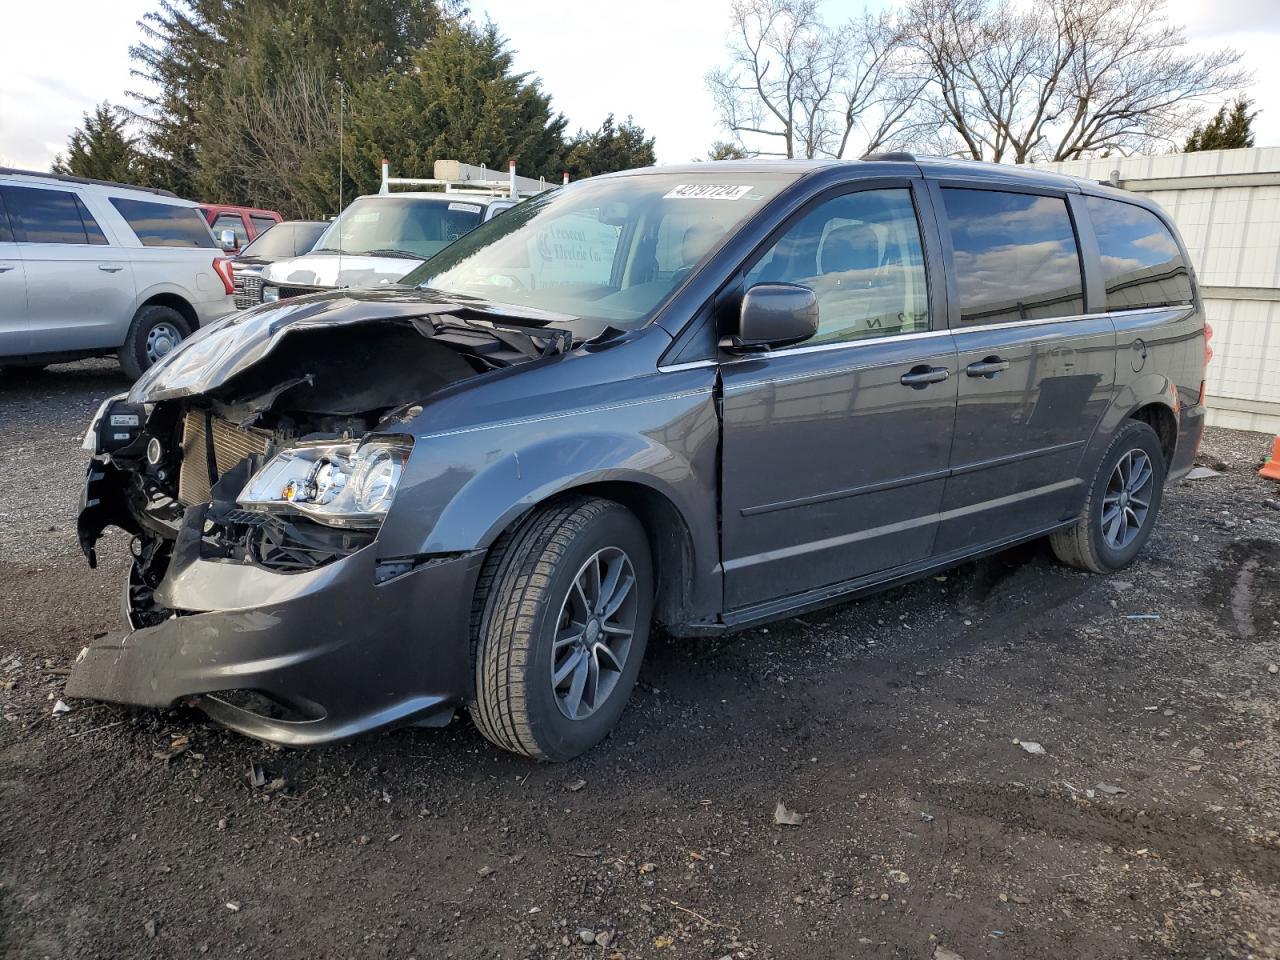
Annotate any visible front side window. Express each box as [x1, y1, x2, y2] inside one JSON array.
[[2, 186, 105, 245], [745, 188, 930, 343], [313, 197, 483, 261], [213, 213, 249, 247], [1086, 196, 1193, 310], [942, 188, 1084, 325], [110, 198, 217, 248], [401, 174, 797, 331]]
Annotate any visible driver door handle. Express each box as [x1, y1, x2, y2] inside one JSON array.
[[0, 263, 14, 273], [899, 365, 950, 388], [98, 263, 125, 273]]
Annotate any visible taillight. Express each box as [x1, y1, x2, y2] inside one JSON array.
[[213, 257, 235, 296]]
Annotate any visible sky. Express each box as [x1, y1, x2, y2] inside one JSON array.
[[1, 0, 1278, 175]]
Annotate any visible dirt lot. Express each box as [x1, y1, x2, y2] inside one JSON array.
[[2, 360, 1280, 960]]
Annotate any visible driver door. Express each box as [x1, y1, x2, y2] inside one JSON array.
[[719, 180, 958, 610]]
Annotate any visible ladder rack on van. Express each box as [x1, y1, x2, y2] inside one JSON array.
[[379, 159, 563, 199]]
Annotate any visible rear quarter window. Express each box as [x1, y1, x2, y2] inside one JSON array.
[[941, 188, 1084, 325], [1085, 196, 1194, 310], [110, 197, 217, 248]]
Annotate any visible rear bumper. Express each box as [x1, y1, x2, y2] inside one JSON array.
[[1170, 400, 1206, 481], [66, 544, 484, 746]]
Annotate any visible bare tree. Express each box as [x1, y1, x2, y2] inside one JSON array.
[[198, 63, 341, 218], [706, 0, 919, 159], [901, 0, 1249, 162]]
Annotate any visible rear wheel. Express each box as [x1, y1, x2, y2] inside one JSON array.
[[118, 305, 191, 380], [470, 497, 653, 761], [1050, 420, 1166, 573]]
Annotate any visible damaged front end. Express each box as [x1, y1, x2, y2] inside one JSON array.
[[68, 288, 570, 745]]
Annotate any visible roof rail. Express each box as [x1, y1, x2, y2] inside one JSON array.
[[0, 167, 178, 198], [862, 152, 916, 162]]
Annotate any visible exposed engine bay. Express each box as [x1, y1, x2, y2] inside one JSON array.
[[79, 291, 575, 627]]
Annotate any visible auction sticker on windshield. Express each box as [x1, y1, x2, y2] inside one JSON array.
[[663, 184, 754, 201]]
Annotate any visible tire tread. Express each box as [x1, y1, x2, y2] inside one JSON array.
[[1050, 420, 1164, 574], [470, 497, 618, 760]]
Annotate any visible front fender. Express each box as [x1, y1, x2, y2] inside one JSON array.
[[373, 374, 721, 612]]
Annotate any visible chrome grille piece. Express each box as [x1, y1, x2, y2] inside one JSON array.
[[178, 411, 272, 506], [233, 275, 263, 309]]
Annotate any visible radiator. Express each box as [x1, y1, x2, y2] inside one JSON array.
[[178, 411, 273, 506]]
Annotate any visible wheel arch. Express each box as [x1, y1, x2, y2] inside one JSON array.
[[1079, 375, 1180, 482], [136, 292, 199, 331], [553, 480, 697, 628], [1128, 401, 1177, 467]]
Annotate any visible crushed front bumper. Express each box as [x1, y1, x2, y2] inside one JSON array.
[[66, 542, 484, 746]]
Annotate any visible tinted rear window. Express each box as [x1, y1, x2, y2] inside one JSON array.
[[2, 186, 106, 245], [250, 215, 278, 234], [110, 197, 216, 248], [1086, 196, 1193, 310], [941, 188, 1084, 324]]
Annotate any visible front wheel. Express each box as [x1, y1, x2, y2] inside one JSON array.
[[470, 497, 653, 761], [1050, 420, 1166, 574]]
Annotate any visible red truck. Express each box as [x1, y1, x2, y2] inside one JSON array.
[[196, 203, 283, 254]]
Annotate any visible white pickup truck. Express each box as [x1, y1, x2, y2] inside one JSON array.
[[259, 161, 550, 305]]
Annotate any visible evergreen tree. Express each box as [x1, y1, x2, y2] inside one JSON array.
[[52, 103, 141, 182], [128, 0, 453, 203], [706, 140, 750, 160], [346, 21, 568, 192], [563, 114, 656, 180], [1185, 97, 1257, 152]]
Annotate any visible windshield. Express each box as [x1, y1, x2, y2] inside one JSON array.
[[313, 196, 484, 260], [399, 172, 797, 329], [241, 221, 326, 259]]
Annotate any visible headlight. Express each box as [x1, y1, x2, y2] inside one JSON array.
[[262, 285, 280, 302], [237, 438, 412, 527]]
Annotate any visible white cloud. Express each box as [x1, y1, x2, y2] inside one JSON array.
[[0, 0, 154, 170], [1, 0, 1276, 180]]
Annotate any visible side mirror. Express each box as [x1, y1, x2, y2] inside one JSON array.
[[727, 283, 818, 351], [218, 229, 238, 252]]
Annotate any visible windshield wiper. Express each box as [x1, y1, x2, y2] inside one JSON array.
[[311, 246, 344, 254], [359, 248, 422, 260]]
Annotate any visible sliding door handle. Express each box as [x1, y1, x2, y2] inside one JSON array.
[[900, 365, 950, 388], [965, 357, 1010, 378]]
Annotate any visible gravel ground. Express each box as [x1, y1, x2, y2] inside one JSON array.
[[2, 360, 1280, 960]]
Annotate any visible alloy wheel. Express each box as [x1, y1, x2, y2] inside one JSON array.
[[1101, 449, 1154, 550], [550, 547, 638, 721]]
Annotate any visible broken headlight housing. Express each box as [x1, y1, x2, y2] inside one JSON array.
[[237, 438, 412, 528]]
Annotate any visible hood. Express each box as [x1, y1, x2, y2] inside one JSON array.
[[262, 253, 423, 290], [128, 287, 577, 403]]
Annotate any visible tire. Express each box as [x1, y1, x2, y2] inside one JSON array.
[[118, 305, 191, 380], [1050, 420, 1166, 574], [470, 497, 653, 761]]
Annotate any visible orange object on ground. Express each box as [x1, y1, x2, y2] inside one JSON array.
[[1261, 436, 1280, 481]]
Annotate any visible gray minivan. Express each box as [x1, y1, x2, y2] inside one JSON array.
[[71, 157, 1206, 760]]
